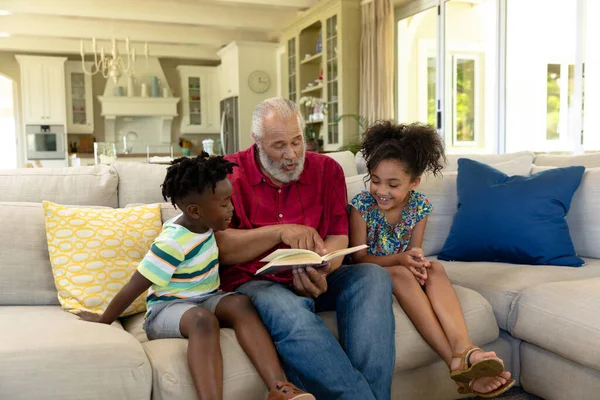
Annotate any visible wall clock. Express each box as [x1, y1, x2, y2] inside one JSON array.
[[248, 70, 271, 93]]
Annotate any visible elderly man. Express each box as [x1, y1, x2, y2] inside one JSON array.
[[216, 97, 395, 400]]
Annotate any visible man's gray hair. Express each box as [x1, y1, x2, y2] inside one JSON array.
[[252, 97, 305, 139]]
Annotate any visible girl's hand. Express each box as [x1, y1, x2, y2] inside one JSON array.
[[399, 250, 430, 270], [77, 311, 105, 324], [406, 265, 428, 285], [405, 247, 431, 268]]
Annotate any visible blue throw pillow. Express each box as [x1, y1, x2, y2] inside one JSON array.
[[438, 159, 585, 266]]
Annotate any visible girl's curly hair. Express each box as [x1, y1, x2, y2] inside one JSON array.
[[360, 121, 446, 179]]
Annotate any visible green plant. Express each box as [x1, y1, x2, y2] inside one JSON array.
[[336, 114, 370, 132], [335, 114, 370, 155]]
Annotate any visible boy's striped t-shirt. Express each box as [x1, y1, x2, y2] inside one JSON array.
[[137, 215, 220, 314]]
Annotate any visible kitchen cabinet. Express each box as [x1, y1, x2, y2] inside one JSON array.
[[177, 66, 219, 134], [16, 55, 67, 125], [65, 61, 94, 134], [217, 49, 239, 100]]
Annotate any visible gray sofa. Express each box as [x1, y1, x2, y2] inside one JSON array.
[[0, 151, 598, 400]]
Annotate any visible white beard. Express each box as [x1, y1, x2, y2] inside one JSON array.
[[257, 144, 306, 183]]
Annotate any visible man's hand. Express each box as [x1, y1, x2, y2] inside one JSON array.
[[292, 264, 330, 298], [279, 225, 327, 253]]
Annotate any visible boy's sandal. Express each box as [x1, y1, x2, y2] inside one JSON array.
[[450, 345, 505, 383], [456, 377, 516, 398]]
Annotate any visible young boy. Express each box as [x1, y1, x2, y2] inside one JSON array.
[[78, 154, 313, 400]]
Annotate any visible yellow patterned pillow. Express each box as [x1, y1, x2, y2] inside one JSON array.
[[43, 201, 162, 316]]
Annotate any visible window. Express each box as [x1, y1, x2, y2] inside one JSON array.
[[396, 0, 596, 154], [506, 0, 578, 152], [453, 56, 477, 144], [546, 64, 575, 141], [397, 7, 437, 125]]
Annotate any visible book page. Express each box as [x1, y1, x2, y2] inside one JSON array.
[[322, 244, 368, 263], [260, 248, 319, 263], [263, 252, 323, 266]]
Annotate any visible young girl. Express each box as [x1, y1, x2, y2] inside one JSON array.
[[78, 154, 313, 400], [349, 122, 515, 398]]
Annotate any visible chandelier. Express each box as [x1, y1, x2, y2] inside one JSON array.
[[79, 37, 149, 83]]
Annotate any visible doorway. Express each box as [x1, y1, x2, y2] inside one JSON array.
[[0, 75, 17, 169]]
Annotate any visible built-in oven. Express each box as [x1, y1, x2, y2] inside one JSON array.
[[26, 125, 66, 160]]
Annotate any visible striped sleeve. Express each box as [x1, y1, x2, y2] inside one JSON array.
[[137, 237, 184, 287]]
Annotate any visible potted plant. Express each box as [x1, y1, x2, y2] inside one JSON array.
[[336, 114, 370, 155]]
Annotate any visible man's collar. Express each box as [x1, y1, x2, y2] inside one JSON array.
[[247, 145, 264, 186], [248, 144, 311, 187]]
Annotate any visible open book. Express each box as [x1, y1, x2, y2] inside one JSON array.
[[255, 244, 368, 276]]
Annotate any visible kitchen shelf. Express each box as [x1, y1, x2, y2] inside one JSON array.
[[301, 84, 323, 94], [300, 53, 323, 64]]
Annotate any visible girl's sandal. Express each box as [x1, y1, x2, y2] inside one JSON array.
[[450, 345, 505, 383], [456, 377, 516, 398]]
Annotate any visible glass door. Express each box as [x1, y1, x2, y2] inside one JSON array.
[[326, 15, 339, 146], [443, 0, 498, 153], [188, 76, 202, 127], [288, 38, 297, 103], [70, 72, 87, 126], [396, 7, 437, 125]]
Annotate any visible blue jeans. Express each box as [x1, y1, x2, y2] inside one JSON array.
[[236, 263, 395, 400]]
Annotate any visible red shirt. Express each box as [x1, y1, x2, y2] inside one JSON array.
[[220, 145, 349, 291]]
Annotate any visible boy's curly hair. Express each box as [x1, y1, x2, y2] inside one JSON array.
[[361, 121, 446, 179], [161, 152, 237, 208]]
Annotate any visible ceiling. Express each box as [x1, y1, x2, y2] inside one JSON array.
[[0, 0, 320, 60]]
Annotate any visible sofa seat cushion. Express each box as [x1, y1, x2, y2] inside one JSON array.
[[123, 313, 268, 400], [0, 306, 151, 400], [321, 285, 499, 371], [511, 278, 600, 371], [441, 258, 600, 331], [125, 285, 498, 378]]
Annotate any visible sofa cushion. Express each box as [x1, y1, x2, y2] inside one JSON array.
[[0, 306, 151, 400], [345, 173, 368, 202], [124, 285, 498, 377], [113, 162, 169, 207], [533, 166, 600, 259], [0, 165, 118, 207], [325, 151, 359, 177], [441, 257, 600, 331], [439, 160, 585, 266], [418, 156, 533, 256], [123, 313, 268, 400], [43, 201, 162, 316], [511, 278, 600, 372], [0, 202, 60, 306], [354, 150, 534, 175], [533, 152, 600, 168]]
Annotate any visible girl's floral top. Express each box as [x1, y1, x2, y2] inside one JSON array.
[[351, 190, 433, 256]]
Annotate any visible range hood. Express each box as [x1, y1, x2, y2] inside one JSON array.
[[98, 57, 180, 146]]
